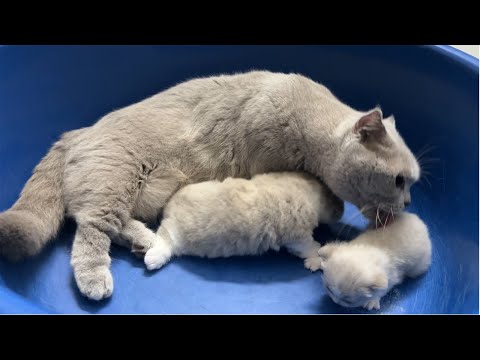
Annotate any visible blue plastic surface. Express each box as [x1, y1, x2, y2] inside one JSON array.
[[0, 45, 478, 314]]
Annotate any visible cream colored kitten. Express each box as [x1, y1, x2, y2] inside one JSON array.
[[143, 172, 343, 270], [305, 212, 431, 311]]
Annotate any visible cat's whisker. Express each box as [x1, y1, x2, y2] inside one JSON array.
[[418, 157, 440, 167], [418, 169, 433, 189], [422, 174, 432, 189], [415, 144, 437, 163], [415, 144, 440, 190]]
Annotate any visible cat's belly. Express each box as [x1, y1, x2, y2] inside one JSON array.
[[167, 220, 280, 258], [177, 235, 280, 258], [132, 157, 296, 224]]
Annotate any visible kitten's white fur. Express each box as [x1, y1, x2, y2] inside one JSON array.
[[305, 212, 431, 310], [144, 172, 343, 270]]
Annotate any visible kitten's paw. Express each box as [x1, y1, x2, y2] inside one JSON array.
[[144, 243, 172, 271], [364, 298, 381, 311], [304, 257, 323, 272], [75, 266, 114, 301]]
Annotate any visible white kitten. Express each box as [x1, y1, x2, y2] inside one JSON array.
[[304, 212, 431, 311], [144, 172, 343, 270]]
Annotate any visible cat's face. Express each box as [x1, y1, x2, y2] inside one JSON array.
[[328, 110, 420, 224], [318, 244, 389, 308]]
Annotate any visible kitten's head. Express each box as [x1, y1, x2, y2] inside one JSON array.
[[327, 109, 420, 224], [317, 243, 389, 308]]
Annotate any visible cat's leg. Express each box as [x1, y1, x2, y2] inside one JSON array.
[[284, 236, 325, 272], [113, 219, 158, 257], [285, 236, 321, 259], [67, 158, 187, 299], [71, 215, 158, 300], [364, 298, 381, 311], [304, 257, 324, 272], [68, 174, 137, 300], [71, 219, 115, 301]]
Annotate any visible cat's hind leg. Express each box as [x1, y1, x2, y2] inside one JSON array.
[[71, 219, 115, 301], [285, 236, 321, 259], [67, 155, 186, 299]]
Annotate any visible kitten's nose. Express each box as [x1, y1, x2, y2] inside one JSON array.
[[404, 200, 411, 207]]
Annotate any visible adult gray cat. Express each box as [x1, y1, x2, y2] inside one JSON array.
[[0, 71, 420, 300]]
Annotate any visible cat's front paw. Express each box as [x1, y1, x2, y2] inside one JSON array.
[[364, 298, 381, 311], [304, 257, 323, 272], [75, 266, 114, 301], [144, 242, 173, 271], [132, 243, 150, 258]]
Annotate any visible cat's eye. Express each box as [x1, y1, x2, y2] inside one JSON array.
[[395, 175, 405, 189]]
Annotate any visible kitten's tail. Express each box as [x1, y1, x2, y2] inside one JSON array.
[[0, 130, 80, 261]]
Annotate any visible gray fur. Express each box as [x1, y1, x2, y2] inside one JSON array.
[[0, 71, 419, 300]]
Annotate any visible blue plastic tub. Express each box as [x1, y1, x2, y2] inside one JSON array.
[[0, 45, 478, 314]]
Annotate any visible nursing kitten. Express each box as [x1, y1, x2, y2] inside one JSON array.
[[305, 212, 431, 311], [142, 172, 343, 270], [0, 71, 419, 300]]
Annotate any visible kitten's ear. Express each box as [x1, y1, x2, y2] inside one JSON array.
[[353, 109, 387, 143]]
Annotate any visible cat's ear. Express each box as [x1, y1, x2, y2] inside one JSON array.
[[353, 109, 387, 143], [385, 115, 396, 126]]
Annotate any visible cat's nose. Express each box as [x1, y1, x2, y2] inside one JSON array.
[[404, 192, 411, 208]]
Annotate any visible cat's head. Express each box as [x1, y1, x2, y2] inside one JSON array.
[[327, 109, 420, 224], [317, 243, 389, 309]]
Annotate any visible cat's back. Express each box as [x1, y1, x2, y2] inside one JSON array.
[[72, 70, 339, 142]]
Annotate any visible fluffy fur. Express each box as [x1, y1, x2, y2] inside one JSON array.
[[143, 172, 343, 270], [0, 71, 419, 300], [305, 212, 432, 310]]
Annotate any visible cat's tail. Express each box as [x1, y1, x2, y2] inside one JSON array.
[[0, 130, 79, 261]]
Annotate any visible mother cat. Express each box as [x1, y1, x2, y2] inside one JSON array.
[[0, 71, 420, 300]]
